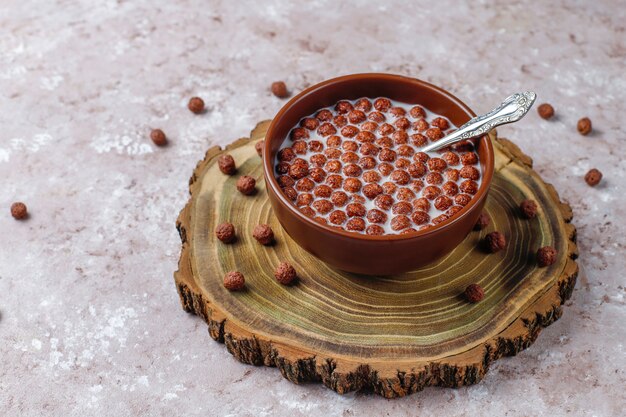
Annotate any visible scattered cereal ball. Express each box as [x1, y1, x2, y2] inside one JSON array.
[[354, 98, 372, 112], [410, 180, 424, 194], [236, 175, 256, 195], [537, 103, 554, 119], [400, 228, 417, 235], [577, 117, 592, 136], [391, 215, 411, 231], [390, 169, 410, 185], [362, 183, 383, 199], [484, 231, 506, 253], [150, 129, 167, 146], [329, 210, 347, 225], [413, 152, 430, 163], [224, 271, 245, 291], [445, 168, 460, 181], [447, 206, 463, 217], [300, 206, 315, 217], [10, 202, 28, 220], [413, 119, 430, 132], [464, 284, 484, 303], [431, 117, 450, 130], [373, 98, 392, 112], [215, 222, 236, 243], [363, 170, 381, 183], [316, 109, 333, 121], [537, 246, 558, 267], [474, 212, 490, 230], [584, 168, 602, 186], [366, 225, 385, 235], [346, 217, 366, 231], [271, 81, 289, 98], [411, 210, 430, 225], [188, 97, 205, 114], [314, 216, 328, 225], [255, 140, 264, 157], [358, 156, 377, 170], [253, 224, 274, 245], [290, 128, 310, 141], [218, 154, 237, 175], [274, 262, 297, 285], [520, 199, 538, 219], [342, 163, 362, 177], [361, 121, 378, 132], [310, 154, 327, 168], [356, 131, 376, 143], [411, 133, 427, 147], [378, 123, 395, 136], [378, 162, 394, 176]]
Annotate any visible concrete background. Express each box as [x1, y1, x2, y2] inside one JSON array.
[[1, 0, 625, 415]]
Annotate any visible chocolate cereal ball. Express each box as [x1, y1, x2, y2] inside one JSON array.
[[346, 217, 366, 231], [274, 262, 297, 285], [10, 202, 28, 220], [474, 212, 490, 230], [584, 168, 602, 186], [520, 199, 538, 219], [464, 284, 484, 303], [215, 222, 236, 243], [577, 117, 592, 136], [271, 81, 289, 98], [236, 175, 256, 195], [537, 246, 558, 267], [537, 103, 554, 119], [484, 231, 506, 253], [224, 271, 245, 291], [188, 96, 205, 114], [253, 224, 274, 245], [218, 154, 236, 175], [255, 140, 264, 157], [150, 129, 167, 146]]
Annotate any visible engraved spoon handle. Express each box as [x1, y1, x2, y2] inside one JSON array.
[[421, 91, 537, 153]]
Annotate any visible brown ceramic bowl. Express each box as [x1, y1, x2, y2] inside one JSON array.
[[263, 74, 494, 275]]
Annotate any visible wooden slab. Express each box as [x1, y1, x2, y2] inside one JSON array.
[[174, 121, 578, 398]]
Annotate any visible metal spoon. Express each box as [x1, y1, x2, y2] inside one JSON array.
[[421, 91, 537, 153]]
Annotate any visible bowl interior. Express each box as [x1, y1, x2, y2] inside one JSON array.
[[264, 73, 494, 240]]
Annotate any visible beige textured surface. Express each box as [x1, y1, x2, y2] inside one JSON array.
[[1, 1, 625, 416]]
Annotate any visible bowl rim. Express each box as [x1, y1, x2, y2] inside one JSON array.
[[263, 73, 494, 242]]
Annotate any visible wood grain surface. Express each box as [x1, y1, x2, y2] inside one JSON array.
[[174, 121, 578, 397]]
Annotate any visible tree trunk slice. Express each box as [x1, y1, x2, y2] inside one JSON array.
[[174, 121, 578, 398]]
